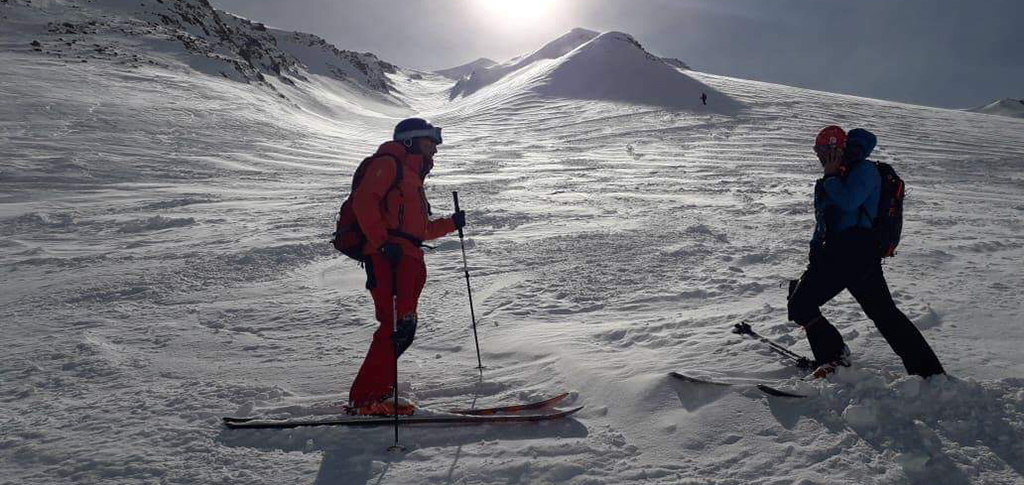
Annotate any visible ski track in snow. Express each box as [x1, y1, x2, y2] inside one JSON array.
[[3, 2, 1024, 484]]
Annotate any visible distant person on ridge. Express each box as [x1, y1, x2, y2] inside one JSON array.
[[346, 118, 466, 416], [700, 92, 707, 105], [787, 126, 945, 379]]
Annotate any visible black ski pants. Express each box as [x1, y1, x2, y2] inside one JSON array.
[[788, 230, 945, 377]]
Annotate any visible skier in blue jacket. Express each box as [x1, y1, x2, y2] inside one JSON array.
[[788, 126, 945, 378]]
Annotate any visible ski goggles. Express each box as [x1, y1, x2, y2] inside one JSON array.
[[395, 126, 443, 145]]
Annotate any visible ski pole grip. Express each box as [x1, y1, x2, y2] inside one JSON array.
[[452, 191, 464, 238]]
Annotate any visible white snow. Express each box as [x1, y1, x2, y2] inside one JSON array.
[[3, 1, 1024, 484]]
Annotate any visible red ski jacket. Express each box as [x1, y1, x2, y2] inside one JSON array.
[[352, 141, 456, 259]]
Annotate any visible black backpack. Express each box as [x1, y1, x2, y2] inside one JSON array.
[[331, 155, 402, 262], [862, 161, 904, 258]]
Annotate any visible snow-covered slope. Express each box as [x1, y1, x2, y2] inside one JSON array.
[[968, 98, 1024, 118], [3, 2, 1024, 485]]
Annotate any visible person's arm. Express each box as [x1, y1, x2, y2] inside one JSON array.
[[424, 214, 457, 240], [351, 157, 396, 254], [810, 179, 826, 251], [821, 164, 876, 211]]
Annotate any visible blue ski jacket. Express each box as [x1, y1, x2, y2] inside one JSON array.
[[811, 129, 880, 249]]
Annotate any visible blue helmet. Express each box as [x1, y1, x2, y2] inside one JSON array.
[[393, 118, 442, 146]]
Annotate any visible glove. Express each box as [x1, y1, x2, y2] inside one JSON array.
[[379, 243, 402, 266], [452, 210, 466, 230]]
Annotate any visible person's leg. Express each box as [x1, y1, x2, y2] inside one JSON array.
[[348, 254, 398, 406], [848, 265, 945, 377], [788, 262, 848, 364], [393, 257, 426, 358]]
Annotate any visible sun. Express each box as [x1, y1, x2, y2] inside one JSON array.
[[474, 0, 559, 25]]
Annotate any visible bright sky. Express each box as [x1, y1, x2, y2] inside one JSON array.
[[209, 0, 1023, 109]]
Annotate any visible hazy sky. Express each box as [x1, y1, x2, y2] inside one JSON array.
[[209, 0, 1022, 109]]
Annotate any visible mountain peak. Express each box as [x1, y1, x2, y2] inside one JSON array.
[[435, 57, 497, 80], [533, 30, 736, 111], [968, 98, 1024, 118]]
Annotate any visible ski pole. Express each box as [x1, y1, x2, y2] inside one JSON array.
[[732, 322, 814, 369], [388, 261, 405, 452], [453, 191, 483, 370]]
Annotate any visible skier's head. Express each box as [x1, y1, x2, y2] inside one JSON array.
[[393, 118, 442, 159], [843, 128, 877, 163], [814, 125, 846, 165]]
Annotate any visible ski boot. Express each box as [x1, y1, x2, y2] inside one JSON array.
[[811, 345, 851, 379], [346, 394, 416, 417]]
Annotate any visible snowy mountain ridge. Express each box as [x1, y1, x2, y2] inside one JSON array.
[[4, 0, 397, 97]]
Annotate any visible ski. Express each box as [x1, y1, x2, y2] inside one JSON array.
[[668, 372, 807, 398], [223, 406, 584, 429], [667, 372, 732, 386], [447, 392, 570, 415], [222, 392, 572, 424], [755, 384, 806, 398]]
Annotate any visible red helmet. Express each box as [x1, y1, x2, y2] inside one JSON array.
[[815, 125, 846, 149]]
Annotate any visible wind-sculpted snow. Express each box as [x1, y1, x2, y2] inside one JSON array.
[[3, 4, 1024, 484]]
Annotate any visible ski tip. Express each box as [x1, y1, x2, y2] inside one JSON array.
[[668, 372, 732, 386], [562, 405, 585, 416], [756, 384, 806, 398]]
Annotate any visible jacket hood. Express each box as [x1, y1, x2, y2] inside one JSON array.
[[846, 129, 876, 160]]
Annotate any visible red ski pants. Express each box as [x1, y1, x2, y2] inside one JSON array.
[[348, 253, 426, 406]]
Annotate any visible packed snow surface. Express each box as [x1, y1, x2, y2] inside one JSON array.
[[3, 1, 1024, 484]]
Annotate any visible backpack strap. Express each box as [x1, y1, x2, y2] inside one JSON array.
[[374, 154, 403, 194]]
